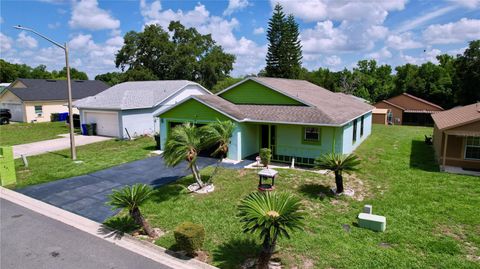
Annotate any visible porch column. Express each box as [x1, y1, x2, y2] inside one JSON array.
[[442, 132, 448, 170]]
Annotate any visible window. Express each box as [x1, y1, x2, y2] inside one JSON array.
[[34, 105, 43, 116], [352, 119, 357, 143], [303, 127, 320, 143], [465, 137, 480, 160], [360, 115, 364, 137]]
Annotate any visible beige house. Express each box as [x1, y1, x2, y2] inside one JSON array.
[[432, 103, 480, 172], [0, 79, 108, 123]]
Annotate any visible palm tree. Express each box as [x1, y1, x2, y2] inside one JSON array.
[[201, 119, 235, 159], [163, 122, 204, 188], [108, 184, 157, 238], [238, 192, 304, 269], [314, 153, 361, 194]]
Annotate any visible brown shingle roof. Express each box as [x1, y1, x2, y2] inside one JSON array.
[[194, 90, 370, 126], [401, 93, 444, 110], [431, 103, 480, 130]]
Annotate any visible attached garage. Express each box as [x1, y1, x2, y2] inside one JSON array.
[[1, 103, 24, 122], [83, 111, 120, 137]]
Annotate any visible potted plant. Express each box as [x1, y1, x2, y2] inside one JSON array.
[[259, 148, 272, 167]]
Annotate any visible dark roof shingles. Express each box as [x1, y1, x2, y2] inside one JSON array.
[[8, 78, 109, 101]]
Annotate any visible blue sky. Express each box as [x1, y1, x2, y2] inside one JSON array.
[[1, 0, 479, 79]]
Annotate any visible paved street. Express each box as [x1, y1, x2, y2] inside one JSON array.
[[13, 134, 112, 159], [18, 155, 217, 222], [0, 198, 173, 269]]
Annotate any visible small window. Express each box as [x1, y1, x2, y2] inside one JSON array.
[[465, 137, 480, 160], [360, 115, 364, 137], [304, 127, 320, 142], [352, 119, 357, 143], [34, 105, 43, 115]]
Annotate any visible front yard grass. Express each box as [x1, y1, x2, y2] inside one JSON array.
[[0, 121, 74, 146], [14, 136, 157, 188], [110, 125, 480, 268]]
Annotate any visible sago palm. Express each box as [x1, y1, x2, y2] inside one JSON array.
[[315, 153, 361, 194], [108, 184, 157, 237], [201, 119, 235, 159], [238, 192, 304, 269], [163, 122, 204, 188]]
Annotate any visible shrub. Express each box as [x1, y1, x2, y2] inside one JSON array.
[[173, 222, 205, 256], [259, 148, 272, 167]]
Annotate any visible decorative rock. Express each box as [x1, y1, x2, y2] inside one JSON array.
[[187, 183, 215, 194], [358, 213, 386, 232], [363, 204, 373, 214]]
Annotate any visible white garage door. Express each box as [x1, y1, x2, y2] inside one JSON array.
[[84, 111, 120, 137], [0, 103, 24, 122]]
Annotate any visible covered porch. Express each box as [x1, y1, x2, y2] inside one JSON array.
[[437, 128, 480, 172]]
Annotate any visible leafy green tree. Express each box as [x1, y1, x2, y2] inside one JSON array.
[[115, 22, 235, 89], [52, 67, 89, 80], [238, 191, 304, 269], [211, 77, 243, 93], [30, 65, 51, 79], [95, 72, 124, 86], [315, 153, 361, 194], [265, 4, 302, 78], [108, 184, 157, 237], [163, 123, 205, 188], [454, 40, 480, 105]]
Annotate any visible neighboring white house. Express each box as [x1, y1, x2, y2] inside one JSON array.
[[74, 80, 211, 138]]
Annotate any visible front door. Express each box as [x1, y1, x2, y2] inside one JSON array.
[[260, 125, 276, 154]]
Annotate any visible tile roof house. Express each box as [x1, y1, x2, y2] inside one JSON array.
[[374, 93, 444, 126], [74, 80, 210, 137], [431, 103, 480, 172], [0, 78, 109, 122], [156, 77, 374, 165]]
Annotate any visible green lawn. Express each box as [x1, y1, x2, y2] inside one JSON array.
[[108, 125, 480, 268], [0, 122, 73, 146], [14, 136, 157, 188]]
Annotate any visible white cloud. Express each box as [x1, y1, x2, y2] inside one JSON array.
[[253, 27, 264, 35], [400, 48, 442, 65], [69, 0, 120, 30], [366, 47, 392, 60], [16, 32, 38, 49], [223, 0, 249, 16], [386, 32, 423, 50], [272, 0, 406, 23], [140, 0, 266, 76], [449, 0, 480, 8], [395, 6, 457, 33], [0, 33, 13, 53], [423, 18, 480, 44], [324, 55, 341, 66]]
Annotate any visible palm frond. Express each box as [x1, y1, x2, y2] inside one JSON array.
[[200, 120, 235, 157], [108, 183, 154, 211], [163, 122, 202, 167], [238, 191, 304, 243], [314, 153, 361, 173]]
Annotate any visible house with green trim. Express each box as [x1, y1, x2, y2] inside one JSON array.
[[156, 77, 374, 165]]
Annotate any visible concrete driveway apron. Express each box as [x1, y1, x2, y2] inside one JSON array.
[[18, 156, 217, 222]]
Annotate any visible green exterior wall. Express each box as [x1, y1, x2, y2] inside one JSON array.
[[159, 99, 231, 122], [219, 80, 304, 105]]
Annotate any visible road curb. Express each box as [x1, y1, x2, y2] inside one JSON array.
[[0, 187, 218, 269]]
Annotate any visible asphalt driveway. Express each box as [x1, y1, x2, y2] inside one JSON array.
[[18, 156, 217, 222]]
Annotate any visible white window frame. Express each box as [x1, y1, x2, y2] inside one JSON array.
[[464, 136, 480, 160], [304, 127, 320, 142], [34, 105, 43, 116]]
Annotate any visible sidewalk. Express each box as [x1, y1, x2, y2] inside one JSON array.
[[0, 187, 217, 269], [13, 134, 112, 159]]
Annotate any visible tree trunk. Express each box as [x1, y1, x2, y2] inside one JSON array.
[[256, 236, 276, 269], [334, 171, 344, 194], [130, 207, 157, 238], [190, 162, 204, 188]]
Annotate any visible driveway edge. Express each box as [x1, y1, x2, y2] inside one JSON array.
[[0, 187, 217, 269]]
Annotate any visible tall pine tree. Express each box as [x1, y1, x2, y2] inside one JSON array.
[[265, 4, 302, 78]]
